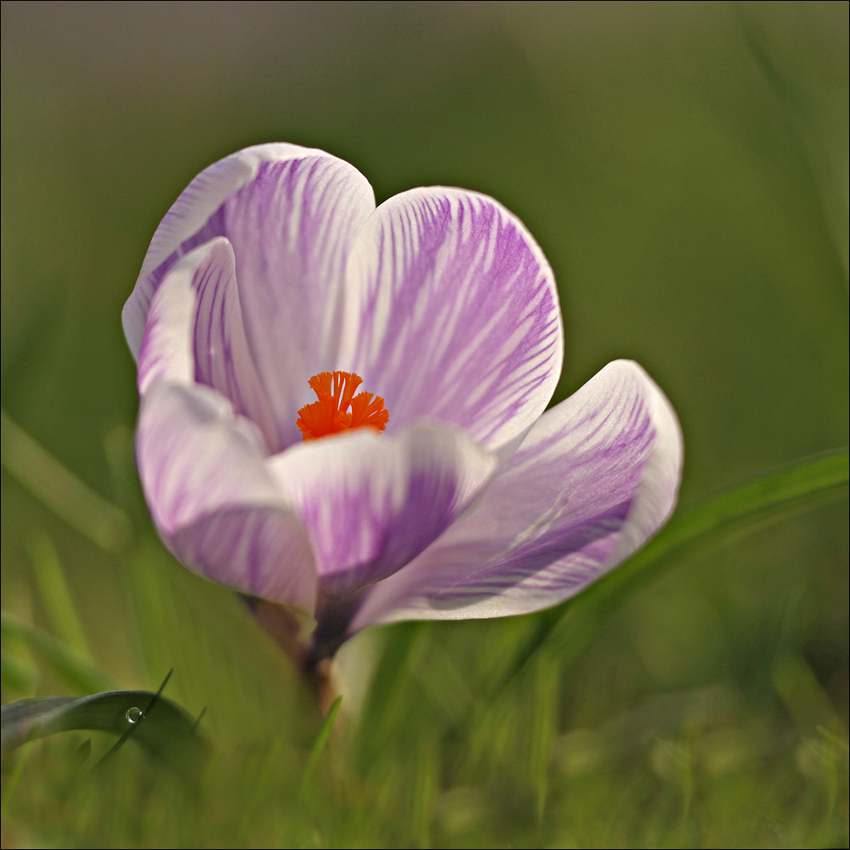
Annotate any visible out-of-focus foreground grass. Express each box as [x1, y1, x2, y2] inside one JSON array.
[[1, 3, 847, 847]]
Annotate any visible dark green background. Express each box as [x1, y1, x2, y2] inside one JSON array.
[[2, 3, 847, 847]]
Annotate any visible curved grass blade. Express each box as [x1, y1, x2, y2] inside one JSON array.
[[0, 409, 133, 553], [72, 737, 92, 770], [300, 695, 342, 797], [28, 530, 92, 658], [0, 724, 39, 819], [356, 622, 423, 767], [1, 685, 208, 775], [1, 611, 117, 695], [500, 447, 849, 688], [1, 649, 37, 696], [94, 669, 173, 768], [735, 7, 849, 288]]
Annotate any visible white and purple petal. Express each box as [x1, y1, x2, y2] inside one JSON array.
[[127, 143, 310, 356], [136, 381, 316, 613], [339, 188, 562, 454], [351, 361, 682, 629], [125, 143, 686, 654], [125, 143, 376, 451], [267, 422, 497, 595], [138, 238, 277, 450]]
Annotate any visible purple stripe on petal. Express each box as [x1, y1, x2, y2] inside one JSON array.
[[172, 506, 315, 610], [351, 361, 683, 629], [207, 157, 374, 450], [124, 144, 362, 356], [137, 238, 277, 451], [424, 503, 630, 604], [136, 380, 316, 612], [339, 188, 563, 452], [124, 146, 375, 452], [267, 422, 497, 595], [126, 144, 302, 358], [190, 238, 278, 452]]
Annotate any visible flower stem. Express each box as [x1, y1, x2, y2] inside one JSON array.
[[241, 595, 339, 713]]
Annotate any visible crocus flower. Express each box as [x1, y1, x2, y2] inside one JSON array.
[[124, 144, 682, 664]]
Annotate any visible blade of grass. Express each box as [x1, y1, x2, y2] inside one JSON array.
[[0, 650, 38, 696], [0, 726, 40, 820], [500, 448, 849, 690], [356, 622, 423, 767], [735, 6, 849, 287], [771, 654, 846, 737], [300, 695, 343, 797], [94, 668, 173, 768], [0, 409, 133, 553], [191, 706, 207, 733], [1, 678, 207, 776], [1, 611, 117, 695], [28, 530, 92, 658], [72, 737, 92, 770]]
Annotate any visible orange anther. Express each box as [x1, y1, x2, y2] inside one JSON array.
[[296, 371, 389, 441]]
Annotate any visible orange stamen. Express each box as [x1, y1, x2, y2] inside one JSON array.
[[296, 371, 389, 441]]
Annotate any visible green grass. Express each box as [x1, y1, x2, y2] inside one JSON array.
[[1, 437, 846, 848]]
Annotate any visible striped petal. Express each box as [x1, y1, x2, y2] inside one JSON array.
[[338, 188, 562, 454], [136, 380, 316, 612], [351, 361, 682, 629], [266, 422, 497, 595], [138, 238, 277, 450], [127, 144, 309, 357], [124, 143, 376, 451]]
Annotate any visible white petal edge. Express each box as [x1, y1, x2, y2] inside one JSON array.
[[123, 142, 372, 361]]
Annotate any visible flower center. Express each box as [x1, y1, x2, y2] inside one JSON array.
[[296, 371, 389, 441]]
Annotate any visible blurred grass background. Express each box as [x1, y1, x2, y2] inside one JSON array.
[[1, 2, 847, 847]]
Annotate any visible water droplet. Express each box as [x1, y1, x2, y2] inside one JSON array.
[[125, 706, 143, 724]]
